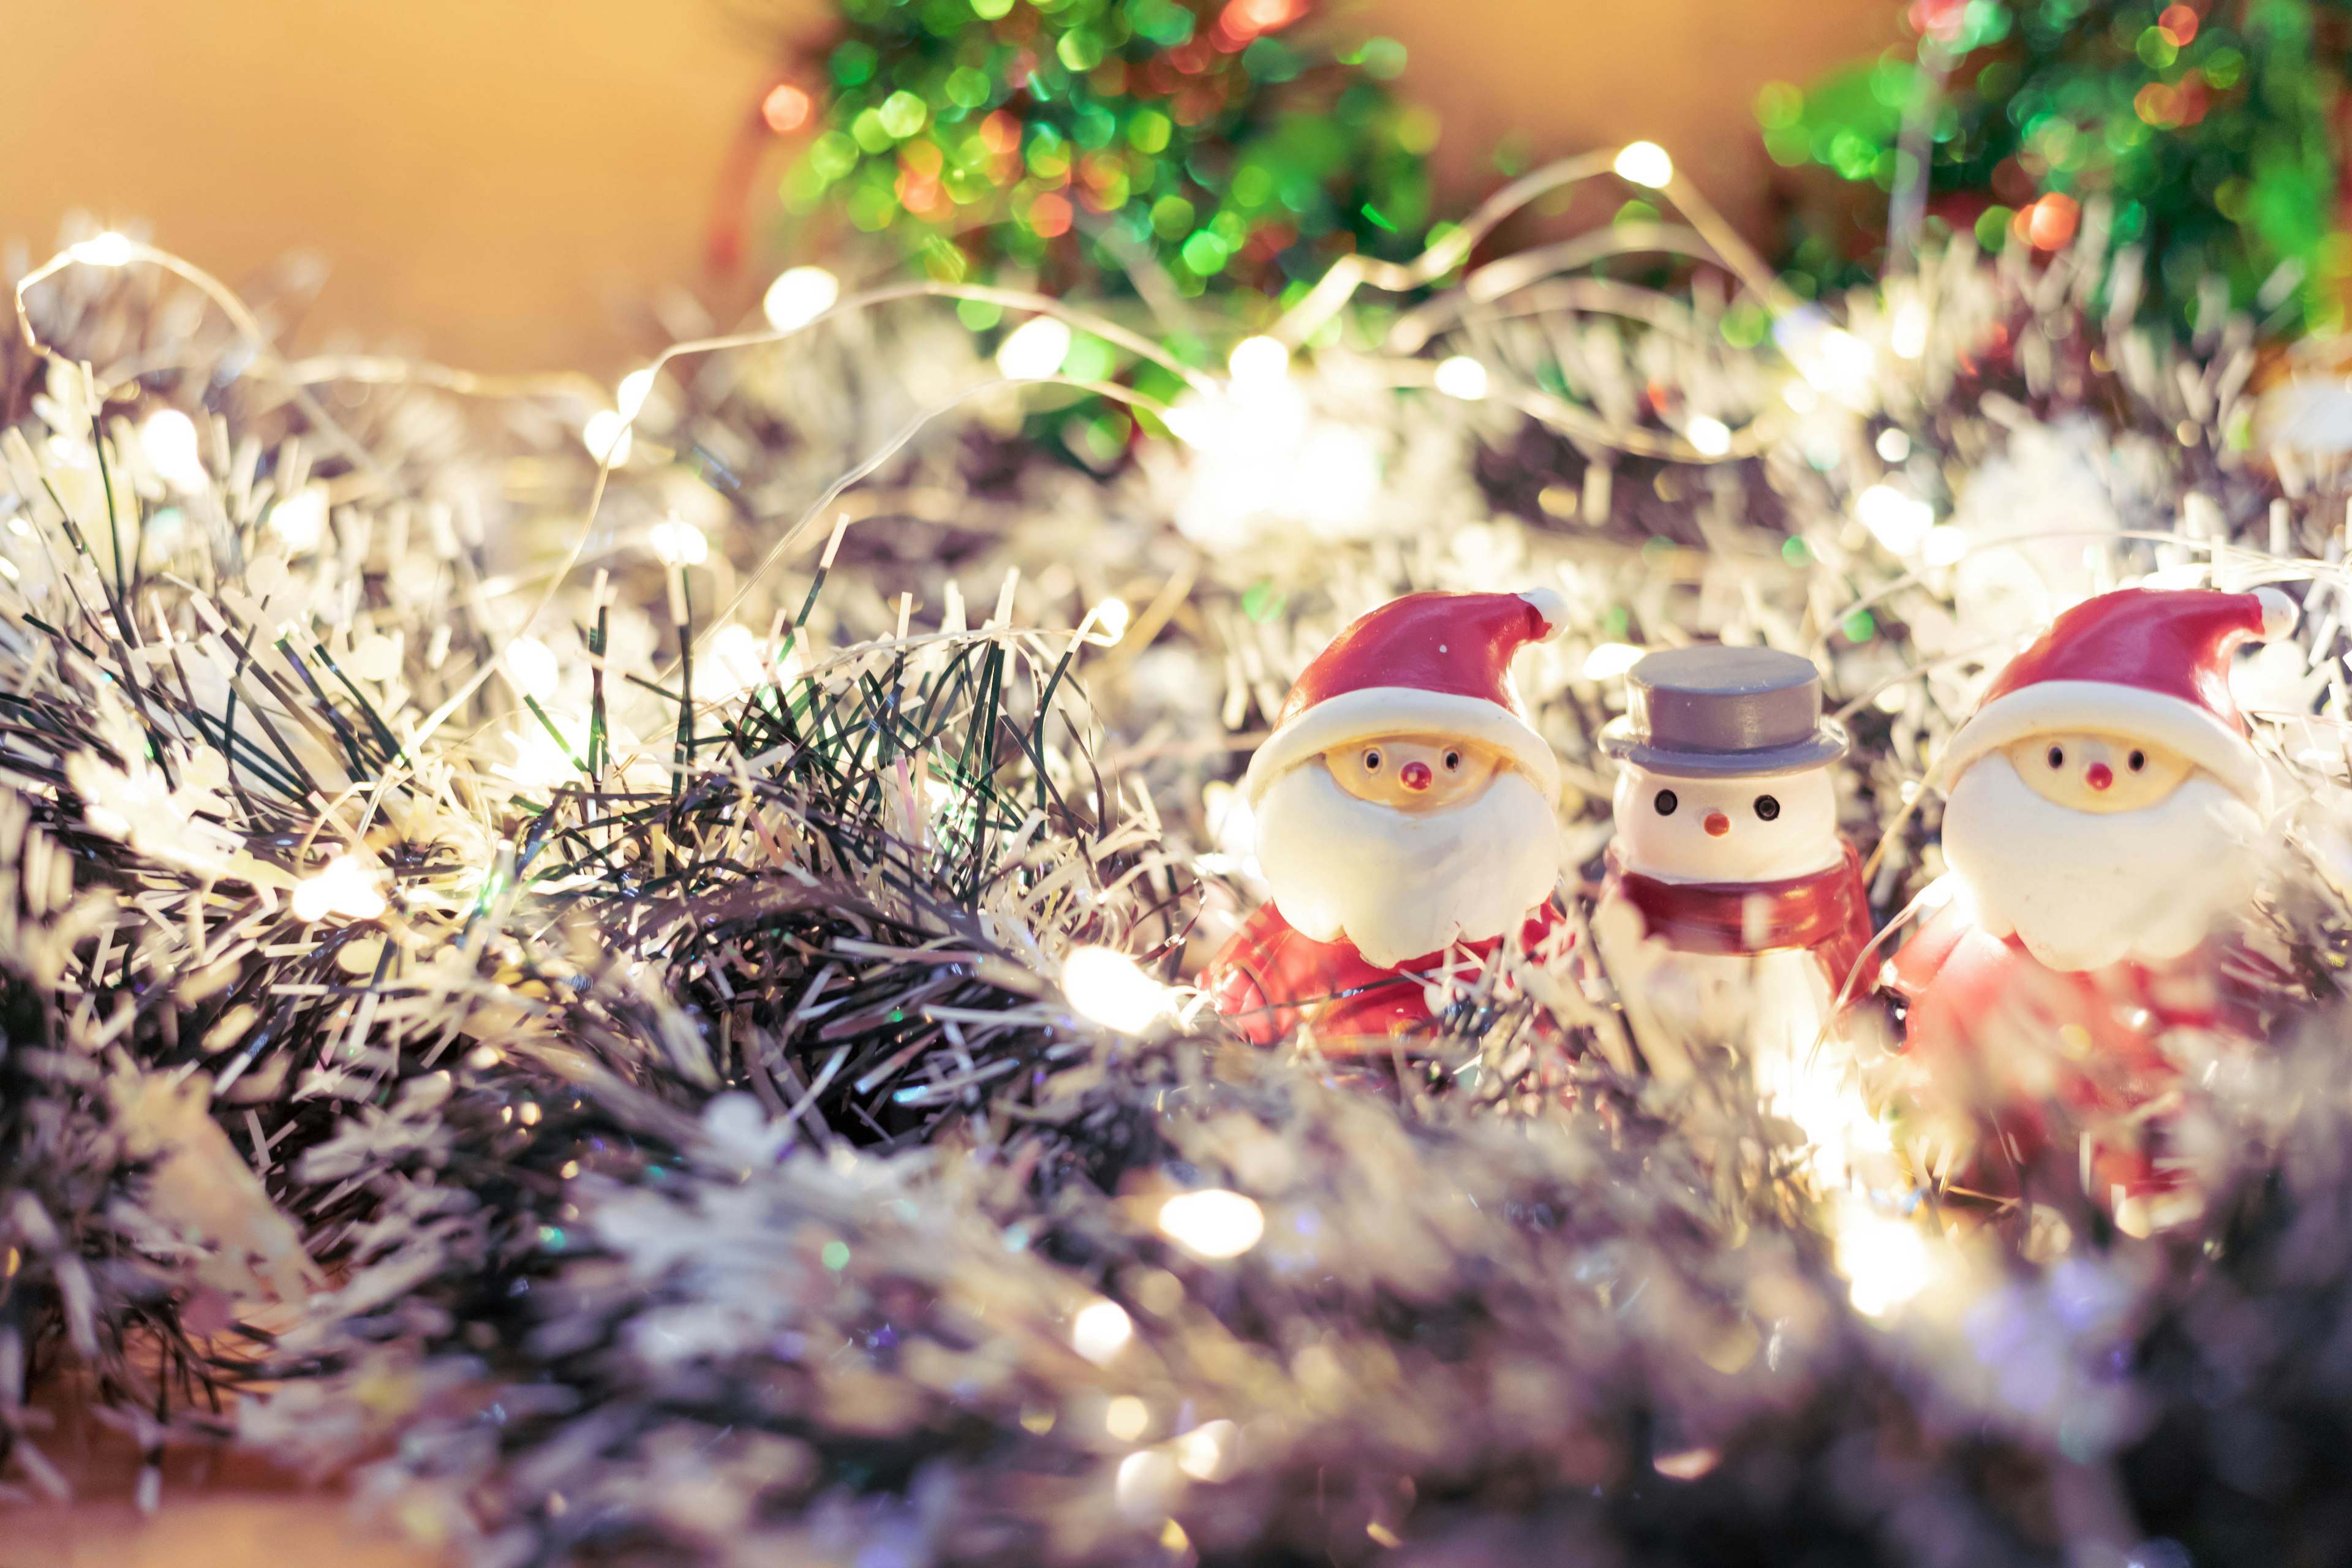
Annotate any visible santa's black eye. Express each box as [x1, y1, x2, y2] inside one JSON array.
[[2128, 750, 2146, 772], [1444, 750, 1462, 771], [1754, 794, 1781, 821], [1363, 749, 1382, 771], [2046, 745, 2065, 769], [1653, 789, 1678, 816]]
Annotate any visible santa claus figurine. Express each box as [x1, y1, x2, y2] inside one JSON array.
[[1592, 648, 1878, 1146], [1890, 586, 2296, 1233], [1204, 589, 1570, 1052]]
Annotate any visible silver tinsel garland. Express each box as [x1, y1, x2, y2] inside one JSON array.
[[3, 163, 2352, 1567]]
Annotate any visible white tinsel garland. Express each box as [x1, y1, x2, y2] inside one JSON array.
[[0, 161, 2349, 1567]]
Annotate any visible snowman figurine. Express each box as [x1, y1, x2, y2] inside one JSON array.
[[1593, 647, 1878, 1166]]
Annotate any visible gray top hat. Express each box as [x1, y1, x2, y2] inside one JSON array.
[[1597, 645, 1849, 778]]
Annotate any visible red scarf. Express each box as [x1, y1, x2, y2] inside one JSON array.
[[1206, 899, 1567, 1050], [1606, 840, 1875, 993]]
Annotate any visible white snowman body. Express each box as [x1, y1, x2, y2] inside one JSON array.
[[1597, 758, 1873, 1177], [1592, 643, 1883, 1186]]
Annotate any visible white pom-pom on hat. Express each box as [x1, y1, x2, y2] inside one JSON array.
[[2255, 586, 2299, 641], [1519, 587, 1567, 638]]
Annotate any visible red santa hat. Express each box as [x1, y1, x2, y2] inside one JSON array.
[[1242, 589, 1567, 805], [1940, 586, 2297, 807]]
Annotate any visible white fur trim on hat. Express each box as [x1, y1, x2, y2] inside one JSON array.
[[2256, 586, 2299, 641], [1242, 686, 1562, 805], [1520, 587, 1568, 637], [1939, 679, 2265, 807]]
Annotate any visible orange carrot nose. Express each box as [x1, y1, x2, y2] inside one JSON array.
[[1703, 811, 1730, 837], [1400, 760, 1432, 791], [2086, 762, 2113, 791]]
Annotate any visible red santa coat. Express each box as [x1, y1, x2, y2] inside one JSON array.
[[1605, 840, 1875, 985], [1886, 899, 2254, 1207], [1205, 899, 1567, 1050]]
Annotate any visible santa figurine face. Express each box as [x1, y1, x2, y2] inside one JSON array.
[[2000, 731, 2193, 815], [1232, 590, 1572, 970], [1327, 734, 1506, 813], [1934, 586, 2296, 972], [1610, 761, 1842, 884]]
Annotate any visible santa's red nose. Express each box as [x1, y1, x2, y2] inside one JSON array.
[[2086, 762, 2113, 791], [1703, 811, 1730, 837], [1400, 760, 1433, 791]]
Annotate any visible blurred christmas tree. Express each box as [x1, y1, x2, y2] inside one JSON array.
[[758, 0, 1439, 323], [1757, 0, 2349, 334]]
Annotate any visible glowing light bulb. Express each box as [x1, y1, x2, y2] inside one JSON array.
[[138, 409, 208, 493], [1227, 334, 1290, 388], [291, 853, 388, 924], [1798, 327, 1875, 401], [1062, 945, 1174, 1033], [268, 484, 330, 552], [1292, 425, 1380, 534], [1433, 355, 1489, 401], [1686, 415, 1732, 457], [1173, 1420, 1237, 1481], [1582, 642, 1646, 680], [505, 636, 561, 701], [1834, 1205, 1933, 1318], [69, 233, 134, 268], [1614, 141, 1675, 189], [706, 622, 775, 695], [582, 410, 633, 466], [649, 516, 709, 567], [1922, 524, 1972, 566], [1087, 597, 1132, 646], [616, 368, 657, 421], [997, 317, 1072, 380], [1857, 484, 1935, 555], [1156, 1189, 1265, 1259], [1875, 428, 1912, 462], [1115, 1449, 1179, 1515], [1071, 1298, 1133, 1363], [763, 265, 840, 331], [761, 83, 813, 134], [1891, 298, 1931, 360], [1104, 1396, 1150, 1442]]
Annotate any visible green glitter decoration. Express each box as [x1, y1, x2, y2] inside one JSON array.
[[1760, 0, 2346, 335], [778, 0, 1441, 306]]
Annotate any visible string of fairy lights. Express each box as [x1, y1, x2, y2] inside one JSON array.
[[15, 67, 2352, 1290], [17, 75, 2352, 1559], [12, 137, 1793, 709]]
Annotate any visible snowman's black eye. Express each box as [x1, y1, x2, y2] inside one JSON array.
[[1363, 749, 1382, 772], [2128, 750, 2146, 772], [1653, 789, 1678, 816], [1754, 794, 1781, 821], [2046, 745, 2065, 769], [1444, 750, 1462, 771]]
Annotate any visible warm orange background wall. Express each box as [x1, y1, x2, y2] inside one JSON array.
[[0, 0, 1896, 376]]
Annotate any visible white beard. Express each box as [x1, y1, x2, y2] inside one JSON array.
[[1942, 754, 2260, 972], [1254, 763, 1561, 968]]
